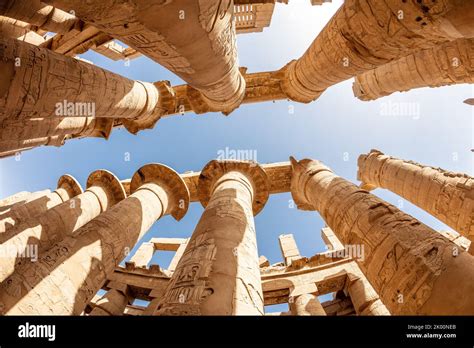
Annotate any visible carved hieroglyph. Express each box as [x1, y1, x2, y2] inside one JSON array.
[[353, 38, 474, 100], [281, 0, 474, 103], [0, 164, 189, 315], [44, 0, 245, 112], [290, 157, 474, 315], [154, 160, 269, 315], [357, 150, 474, 249]]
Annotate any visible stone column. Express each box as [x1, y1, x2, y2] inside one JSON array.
[[281, 0, 474, 103], [346, 269, 390, 316], [0, 0, 79, 34], [0, 169, 125, 283], [0, 164, 189, 315], [290, 156, 474, 315], [353, 38, 474, 100], [168, 239, 189, 273], [0, 16, 44, 45], [0, 174, 82, 233], [358, 150, 474, 250], [289, 294, 326, 316], [0, 191, 31, 208], [126, 242, 155, 269], [89, 282, 130, 316], [0, 37, 160, 128], [154, 160, 269, 315], [45, 0, 245, 112]]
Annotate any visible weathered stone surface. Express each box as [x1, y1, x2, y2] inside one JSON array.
[[354, 38, 474, 100], [0, 174, 82, 234], [154, 160, 269, 315], [358, 150, 474, 247], [0, 0, 79, 34], [281, 0, 474, 103], [0, 170, 124, 284], [45, 0, 245, 112], [290, 156, 474, 314], [0, 164, 189, 314]]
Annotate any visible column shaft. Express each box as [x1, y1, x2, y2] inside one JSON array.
[[0, 0, 79, 34], [155, 161, 269, 315], [44, 0, 245, 112], [291, 157, 474, 315], [0, 191, 31, 208], [0, 174, 82, 233], [358, 150, 474, 244], [0, 37, 159, 122], [290, 294, 326, 316], [0, 170, 123, 283], [0, 164, 188, 315], [127, 242, 155, 268], [354, 38, 474, 100]]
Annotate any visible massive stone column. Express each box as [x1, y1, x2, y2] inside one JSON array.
[[281, 0, 474, 103], [278, 234, 301, 266], [0, 117, 114, 144], [0, 174, 82, 233], [45, 0, 245, 112], [0, 0, 79, 34], [89, 282, 130, 316], [0, 164, 189, 315], [126, 242, 155, 269], [0, 37, 161, 130], [346, 269, 390, 315], [290, 157, 474, 315], [289, 294, 326, 316], [357, 150, 474, 251], [353, 38, 474, 100], [0, 192, 31, 209], [0, 170, 125, 283], [0, 16, 45, 45], [154, 160, 269, 315]]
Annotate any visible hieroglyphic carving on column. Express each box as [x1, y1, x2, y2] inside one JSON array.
[[155, 160, 269, 315], [345, 265, 390, 316], [290, 156, 474, 315], [0, 164, 189, 315], [44, 0, 245, 112], [353, 38, 474, 100], [358, 150, 474, 245], [280, 0, 474, 103]]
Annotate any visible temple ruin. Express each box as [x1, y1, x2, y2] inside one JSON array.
[[0, 0, 473, 156], [0, 1, 473, 316], [0, 156, 472, 316]]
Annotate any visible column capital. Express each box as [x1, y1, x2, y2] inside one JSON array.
[[86, 169, 127, 206], [57, 174, 83, 198], [289, 156, 332, 211], [280, 60, 323, 103], [197, 160, 269, 215], [121, 81, 161, 134], [130, 163, 190, 221]]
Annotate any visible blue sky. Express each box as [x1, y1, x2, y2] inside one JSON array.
[[1, 1, 473, 312]]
